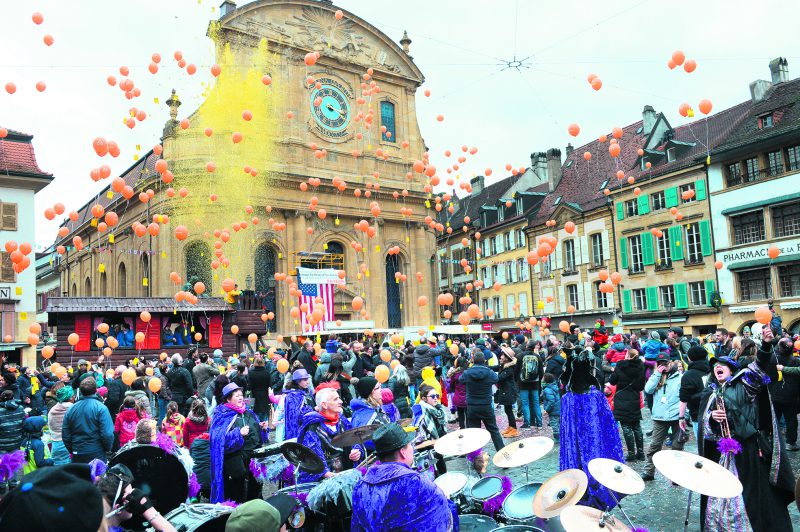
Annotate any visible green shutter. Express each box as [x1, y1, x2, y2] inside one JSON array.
[[699, 220, 712, 256], [623, 290, 632, 313], [675, 283, 688, 309], [619, 237, 628, 269], [705, 279, 716, 307], [665, 187, 679, 208], [646, 286, 659, 311], [616, 202, 624, 221], [695, 179, 707, 201], [637, 194, 650, 215], [669, 226, 684, 261], [641, 233, 654, 265]]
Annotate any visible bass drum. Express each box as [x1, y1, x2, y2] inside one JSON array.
[[109, 442, 191, 530], [157, 503, 234, 532]]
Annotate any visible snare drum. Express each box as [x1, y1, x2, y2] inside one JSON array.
[[157, 503, 233, 532], [469, 475, 504, 503], [434, 471, 468, 509], [413, 449, 436, 482], [501, 483, 565, 531], [459, 514, 498, 532]]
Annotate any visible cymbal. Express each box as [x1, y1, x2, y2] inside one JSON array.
[[532, 469, 588, 518], [493, 436, 554, 468], [415, 440, 436, 451], [559, 505, 631, 532], [330, 424, 381, 448], [433, 428, 491, 456], [587, 458, 644, 495], [652, 450, 743, 498], [281, 442, 325, 475]]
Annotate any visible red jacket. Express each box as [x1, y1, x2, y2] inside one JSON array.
[[115, 408, 144, 446], [605, 346, 628, 364], [182, 417, 209, 449]]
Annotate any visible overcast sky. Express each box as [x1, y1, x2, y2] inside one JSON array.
[[1, 0, 797, 247]]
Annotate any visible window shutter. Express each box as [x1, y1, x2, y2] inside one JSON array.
[[699, 220, 712, 256], [601, 230, 609, 263], [145, 316, 160, 349], [675, 283, 689, 309], [557, 286, 566, 313], [641, 232, 655, 265], [1, 203, 17, 231], [582, 281, 592, 310], [623, 290, 632, 313], [646, 287, 659, 311], [669, 226, 684, 261], [619, 237, 628, 269], [616, 202, 624, 220], [637, 195, 650, 215], [579, 236, 589, 265], [695, 179, 707, 201], [606, 290, 615, 308], [0, 252, 15, 282], [74, 314, 92, 352], [554, 244, 562, 270], [705, 279, 716, 307], [497, 235, 504, 253], [665, 187, 679, 208]]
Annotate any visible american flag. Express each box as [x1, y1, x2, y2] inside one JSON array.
[[298, 281, 335, 332]]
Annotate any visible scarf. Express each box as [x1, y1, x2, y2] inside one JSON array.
[[418, 400, 446, 439], [222, 402, 245, 415], [321, 410, 340, 427]]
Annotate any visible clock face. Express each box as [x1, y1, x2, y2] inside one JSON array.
[[310, 83, 350, 136]]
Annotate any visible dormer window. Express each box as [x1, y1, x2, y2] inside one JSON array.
[[553, 196, 562, 206], [666, 147, 676, 162], [640, 156, 648, 170], [759, 113, 774, 128], [515, 197, 523, 215], [498, 207, 504, 222]]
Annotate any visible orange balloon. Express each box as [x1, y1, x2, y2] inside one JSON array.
[[559, 320, 570, 333], [375, 365, 390, 384], [768, 245, 780, 259], [42, 345, 54, 359], [352, 297, 364, 311], [698, 99, 713, 115], [68, 333, 80, 346], [122, 368, 136, 386], [277, 358, 289, 374], [754, 306, 772, 325], [140, 311, 151, 323], [148, 377, 162, 393]]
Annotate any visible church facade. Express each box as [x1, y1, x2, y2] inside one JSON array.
[[57, 0, 437, 336]]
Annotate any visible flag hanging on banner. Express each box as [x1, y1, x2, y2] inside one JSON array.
[[298, 281, 335, 332]]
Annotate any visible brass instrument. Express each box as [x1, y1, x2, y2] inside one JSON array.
[[715, 387, 732, 439]]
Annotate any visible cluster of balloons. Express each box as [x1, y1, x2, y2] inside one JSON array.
[[667, 50, 697, 73], [4, 241, 33, 275]]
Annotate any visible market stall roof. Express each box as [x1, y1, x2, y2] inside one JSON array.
[[45, 297, 229, 314]]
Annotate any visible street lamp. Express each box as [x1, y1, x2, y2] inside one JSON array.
[[664, 300, 674, 327]]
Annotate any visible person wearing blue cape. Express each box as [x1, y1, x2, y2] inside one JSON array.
[[559, 339, 625, 510]]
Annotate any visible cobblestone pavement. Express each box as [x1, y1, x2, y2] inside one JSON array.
[[443, 408, 800, 531]]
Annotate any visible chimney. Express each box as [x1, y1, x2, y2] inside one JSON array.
[[565, 143, 574, 157], [530, 152, 548, 182], [220, 0, 236, 17], [769, 57, 788, 84], [470, 175, 485, 194], [749, 79, 772, 104], [642, 105, 656, 136], [546, 148, 562, 193]]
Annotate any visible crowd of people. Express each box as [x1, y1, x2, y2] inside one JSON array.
[[0, 315, 797, 530]]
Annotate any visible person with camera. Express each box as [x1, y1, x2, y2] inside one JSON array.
[[641, 353, 684, 481], [97, 463, 177, 532]]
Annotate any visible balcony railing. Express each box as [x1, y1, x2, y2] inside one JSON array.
[[727, 167, 789, 187]]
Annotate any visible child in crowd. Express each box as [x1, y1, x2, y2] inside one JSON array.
[[161, 401, 186, 447], [541, 373, 561, 442], [115, 396, 147, 447], [21, 416, 53, 474]]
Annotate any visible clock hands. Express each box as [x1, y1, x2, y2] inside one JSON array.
[[325, 103, 342, 116]]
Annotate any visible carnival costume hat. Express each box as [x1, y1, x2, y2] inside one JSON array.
[[221, 382, 241, 398], [709, 356, 738, 372], [292, 368, 311, 382]]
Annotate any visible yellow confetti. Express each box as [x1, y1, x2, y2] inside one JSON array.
[[20, 311, 27, 320], [142, 278, 149, 287], [106, 191, 114, 199], [98, 263, 105, 273], [109, 234, 115, 244]]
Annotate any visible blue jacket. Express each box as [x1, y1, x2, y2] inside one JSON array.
[[541, 382, 561, 415], [644, 370, 682, 421], [351, 462, 453, 532], [0, 399, 26, 452], [642, 339, 667, 360], [459, 363, 498, 406], [62, 394, 114, 455]]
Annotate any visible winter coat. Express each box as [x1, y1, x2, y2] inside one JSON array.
[[494, 359, 518, 405], [168, 366, 194, 406], [644, 370, 682, 421], [545, 350, 566, 381], [605, 342, 628, 365], [642, 339, 667, 360], [387, 377, 412, 419], [678, 360, 710, 421], [449, 370, 468, 408], [247, 366, 271, 415], [193, 363, 220, 398], [350, 462, 452, 532], [47, 401, 72, 442], [0, 399, 26, 452], [412, 344, 445, 381], [114, 408, 144, 446], [190, 434, 211, 493], [62, 394, 115, 456], [518, 349, 544, 391], [459, 363, 498, 406], [296, 348, 318, 381], [350, 399, 391, 433], [105, 378, 128, 418], [314, 352, 332, 385], [608, 358, 645, 424], [124, 389, 152, 417], [541, 382, 561, 415], [162, 413, 186, 447], [183, 416, 209, 449], [283, 388, 314, 441], [769, 350, 800, 404]]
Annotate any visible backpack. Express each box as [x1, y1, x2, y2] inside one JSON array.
[[521, 354, 541, 383]]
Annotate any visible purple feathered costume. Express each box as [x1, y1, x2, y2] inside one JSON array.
[[283, 388, 313, 441], [559, 347, 625, 510], [350, 462, 453, 532], [208, 404, 262, 503]]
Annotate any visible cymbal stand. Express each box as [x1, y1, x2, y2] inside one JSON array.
[[683, 490, 692, 532], [606, 490, 636, 530]]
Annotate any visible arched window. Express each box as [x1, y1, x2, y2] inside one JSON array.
[[254, 243, 277, 332], [380, 101, 396, 142], [99, 271, 107, 295], [185, 241, 212, 292], [84, 277, 92, 297], [326, 241, 345, 271], [71, 282, 77, 296], [386, 254, 402, 328], [118, 263, 127, 297]]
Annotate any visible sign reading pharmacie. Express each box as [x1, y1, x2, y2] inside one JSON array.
[[719, 237, 800, 267]]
